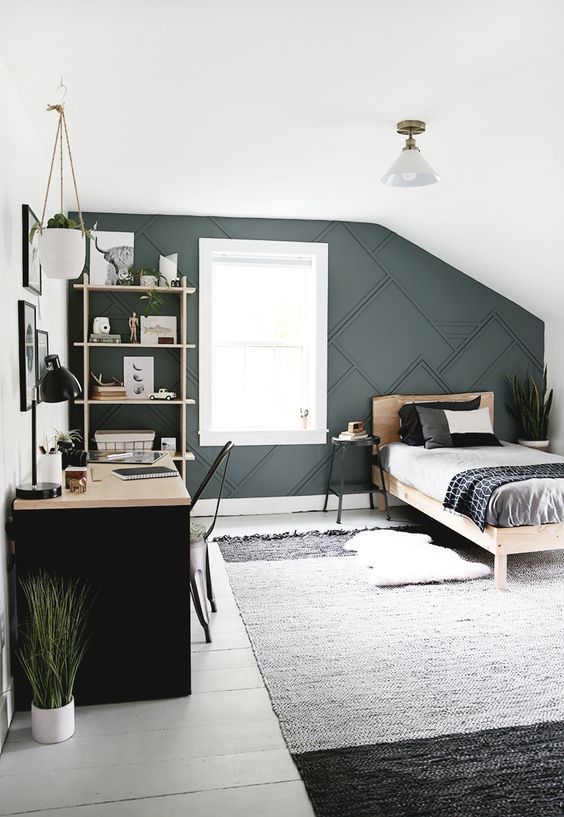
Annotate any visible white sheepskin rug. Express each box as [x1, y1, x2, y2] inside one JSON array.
[[343, 529, 491, 586]]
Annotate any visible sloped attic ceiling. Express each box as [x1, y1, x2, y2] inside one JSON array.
[[2, 0, 562, 320]]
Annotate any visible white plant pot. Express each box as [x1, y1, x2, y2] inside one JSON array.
[[32, 698, 75, 744], [39, 229, 86, 280], [518, 439, 549, 451], [140, 275, 156, 287], [39, 452, 63, 486]]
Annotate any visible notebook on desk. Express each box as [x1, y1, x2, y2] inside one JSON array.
[[112, 466, 179, 481]]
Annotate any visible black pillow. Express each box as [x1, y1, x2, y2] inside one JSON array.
[[398, 396, 481, 446], [415, 405, 502, 449]]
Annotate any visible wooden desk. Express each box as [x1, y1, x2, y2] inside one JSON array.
[[14, 456, 191, 707]]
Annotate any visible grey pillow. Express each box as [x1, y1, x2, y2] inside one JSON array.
[[415, 406, 452, 449]]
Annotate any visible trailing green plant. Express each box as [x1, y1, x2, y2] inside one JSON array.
[[126, 266, 169, 315], [17, 572, 91, 710], [506, 366, 553, 441], [29, 213, 96, 243]]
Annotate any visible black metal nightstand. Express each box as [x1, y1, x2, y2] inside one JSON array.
[[323, 435, 390, 524]]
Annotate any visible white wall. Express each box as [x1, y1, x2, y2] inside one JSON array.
[[0, 58, 69, 749], [545, 322, 564, 455]]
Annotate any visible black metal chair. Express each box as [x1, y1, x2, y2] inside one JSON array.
[[189, 442, 234, 643]]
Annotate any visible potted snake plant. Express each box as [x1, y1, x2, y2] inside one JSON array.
[[18, 572, 90, 744], [506, 366, 553, 451]]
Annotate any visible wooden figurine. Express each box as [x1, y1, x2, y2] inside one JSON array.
[[129, 312, 139, 343]]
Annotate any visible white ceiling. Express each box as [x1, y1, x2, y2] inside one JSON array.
[[2, 0, 563, 320]]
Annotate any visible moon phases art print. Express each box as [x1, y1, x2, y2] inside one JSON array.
[[18, 300, 37, 411], [123, 356, 154, 399]]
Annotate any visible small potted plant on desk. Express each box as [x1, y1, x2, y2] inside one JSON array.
[[18, 572, 90, 743], [506, 365, 553, 452]]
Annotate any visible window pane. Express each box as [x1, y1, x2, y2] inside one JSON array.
[[213, 262, 307, 344]]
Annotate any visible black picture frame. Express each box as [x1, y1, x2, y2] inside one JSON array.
[[22, 204, 42, 295], [18, 301, 37, 412], [36, 329, 49, 402]]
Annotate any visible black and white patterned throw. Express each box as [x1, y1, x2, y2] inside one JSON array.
[[444, 463, 564, 530]]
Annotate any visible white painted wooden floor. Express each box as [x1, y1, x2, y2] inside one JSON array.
[[0, 508, 416, 816]]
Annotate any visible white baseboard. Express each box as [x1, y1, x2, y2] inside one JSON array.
[[193, 492, 403, 518]]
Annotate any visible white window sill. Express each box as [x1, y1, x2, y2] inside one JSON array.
[[199, 428, 328, 446]]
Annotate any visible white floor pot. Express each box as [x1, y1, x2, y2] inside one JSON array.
[[518, 439, 550, 451], [31, 698, 75, 744], [39, 229, 86, 280]]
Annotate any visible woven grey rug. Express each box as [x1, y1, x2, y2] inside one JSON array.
[[216, 526, 564, 817]]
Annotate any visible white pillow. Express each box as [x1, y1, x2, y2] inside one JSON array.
[[443, 407, 494, 434]]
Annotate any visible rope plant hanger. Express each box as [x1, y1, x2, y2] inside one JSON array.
[[35, 80, 93, 280]]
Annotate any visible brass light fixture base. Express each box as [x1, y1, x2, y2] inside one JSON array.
[[397, 120, 426, 136]]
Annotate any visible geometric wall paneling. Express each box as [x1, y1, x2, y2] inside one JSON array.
[[436, 321, 479, 347], [213, 216, 332, 245], [387, 357, 451, 397], [335, 280, 454, 391], [70, 213, 544, 499], [328, 345, 354, 391], [325, 225, 389, 333], [344, 221, 392, 255], [440, 313, 516, 392]]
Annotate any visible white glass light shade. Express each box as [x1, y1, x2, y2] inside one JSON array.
[[381, 147, 440, 187]]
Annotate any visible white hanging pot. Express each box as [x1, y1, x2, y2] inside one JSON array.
[[31, 698, 75, 744], [39, 229, 86, 280]]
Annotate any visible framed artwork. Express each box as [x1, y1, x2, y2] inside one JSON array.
[[90, 231, 134, 286], [140, 315, 177, 345], [18, 300, 37, 411], [123, 356, 154, 399], [22, 205, 42, 295], [36, 330, 49, 401], [161, 437, 177, 452]]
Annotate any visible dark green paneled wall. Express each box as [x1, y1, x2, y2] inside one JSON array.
[[69, 213, 544, 499]]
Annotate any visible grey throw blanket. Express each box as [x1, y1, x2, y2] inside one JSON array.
[[443, 463, 564, 531]]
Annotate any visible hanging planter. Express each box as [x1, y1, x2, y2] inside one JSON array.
[[32, 86, 94, 280], [38, 219, 87, 280]]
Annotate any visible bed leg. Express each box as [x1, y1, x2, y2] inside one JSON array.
[[494, 552, 507, 591]]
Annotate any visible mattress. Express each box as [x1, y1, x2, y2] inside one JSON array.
[[379, 441, 564, 527]]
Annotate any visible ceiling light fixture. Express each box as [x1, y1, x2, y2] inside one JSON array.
[[381, 120, 440, 188]]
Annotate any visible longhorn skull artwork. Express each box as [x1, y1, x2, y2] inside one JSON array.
[[93, 235, 134, 285]]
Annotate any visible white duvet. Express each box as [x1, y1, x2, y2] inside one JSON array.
[[379, 441, 564, 527]]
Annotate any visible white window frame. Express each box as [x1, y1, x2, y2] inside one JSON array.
[[199, 238, 328, 446]]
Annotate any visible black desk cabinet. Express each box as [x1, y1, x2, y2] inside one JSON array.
[[14, 504, 191, 709]]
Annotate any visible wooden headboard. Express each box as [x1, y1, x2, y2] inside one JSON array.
[[372, 392, 495, 446]]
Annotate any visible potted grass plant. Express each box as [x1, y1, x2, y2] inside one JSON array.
[[18, 572, 90, 744], [506, 366, 553, 451]]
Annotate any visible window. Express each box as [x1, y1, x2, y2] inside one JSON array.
[[199, 239, 328, 446]]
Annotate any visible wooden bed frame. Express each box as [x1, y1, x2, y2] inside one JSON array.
[[372, 392, 564, 590]]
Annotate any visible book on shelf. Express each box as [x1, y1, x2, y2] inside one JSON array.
[[89, 334, 122, 344], [90, 385, 127, 400]]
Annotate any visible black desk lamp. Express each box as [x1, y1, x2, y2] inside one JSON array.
[[16, 354, 82, 500]]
